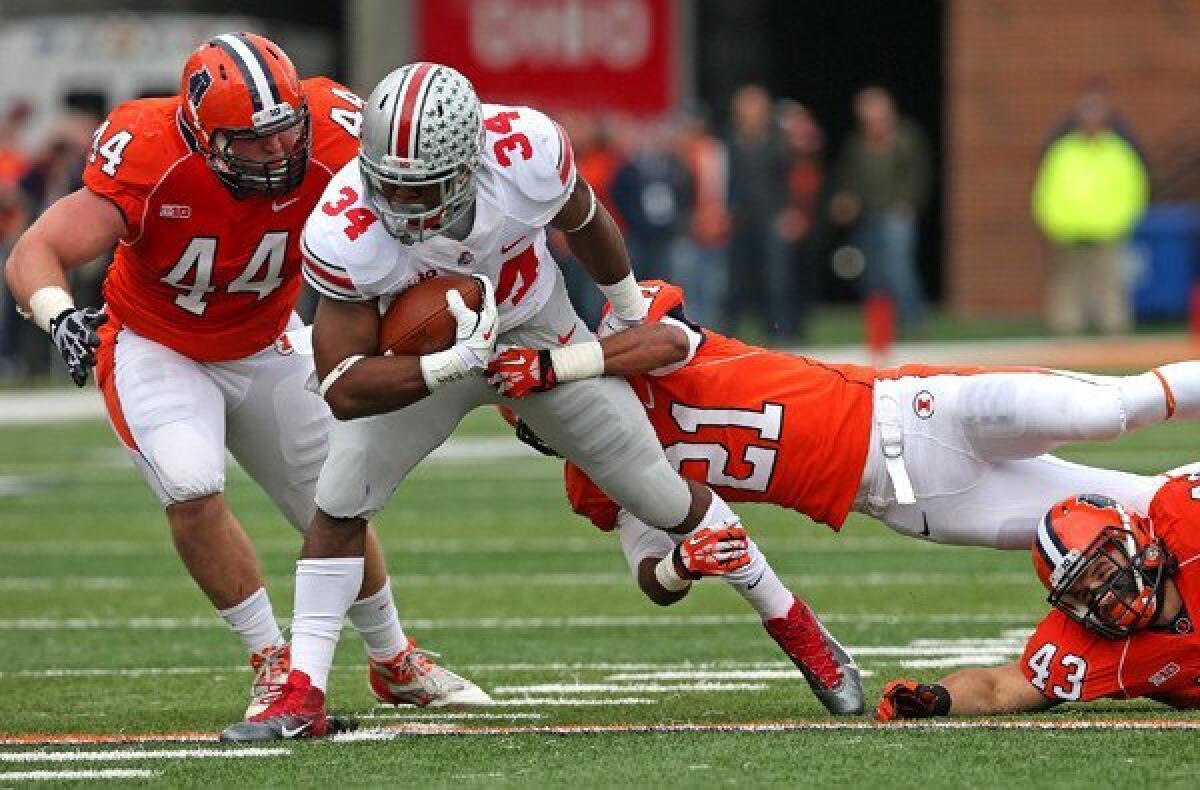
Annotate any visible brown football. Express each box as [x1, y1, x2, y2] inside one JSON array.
[[378, 274, 484, 356]]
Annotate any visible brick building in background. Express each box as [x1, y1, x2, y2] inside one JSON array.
[[947, 0, 1200, 317]]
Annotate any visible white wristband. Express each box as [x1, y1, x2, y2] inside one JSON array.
[[597, 273, 644, 320], [28, 286, 75, 333], [419, 346, 470, 391], [654, 552, 692, 592], [318, 354, 365, 399], [549, 340, 604, 382]]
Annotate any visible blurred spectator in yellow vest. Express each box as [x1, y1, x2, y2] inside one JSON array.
[[1032, 83, 1148, 335]]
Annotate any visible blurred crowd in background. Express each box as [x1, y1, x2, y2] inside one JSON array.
[[0, 74, 1155, 384]]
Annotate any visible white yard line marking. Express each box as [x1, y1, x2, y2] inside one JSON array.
[[493, 683, 770, 693], [0, 769, 160, 780], [331, 719, 1200, 739], [359, 712, 545, 721], [0, 748, 287, 762], [481, 698, 655, 706], [0, 571, 1030, 591], [0, 536, 945, 557], [0, 612, 1037, 631]]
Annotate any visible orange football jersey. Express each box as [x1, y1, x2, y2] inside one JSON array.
[[1019, 476, 1200, 709], [85, 77, 363, 361], [565, 282, 876, 531]]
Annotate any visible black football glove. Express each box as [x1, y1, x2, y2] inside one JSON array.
[[875, 679, 952, 722], [50, 306, 107, 387]]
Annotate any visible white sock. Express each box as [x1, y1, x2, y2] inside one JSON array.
[[347, 579, 409, 661], [722, 541, 794, 620], [691, 490, 738, 532], [291, 557, 364, 692], [217, 587, 283, 656]]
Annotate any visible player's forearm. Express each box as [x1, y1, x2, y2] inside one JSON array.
[[598, 323, 690, 376], [938, 666, 1048, 716], [322, 356, 432, 419], [564, 201, 633, 286], [6, 227, 75, 310]]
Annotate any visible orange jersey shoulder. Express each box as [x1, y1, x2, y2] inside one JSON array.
[[83, 97, 193, 238], [304, 77, 363, 176]]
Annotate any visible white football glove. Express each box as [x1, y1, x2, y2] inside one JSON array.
[[419, 275, 499, 391]]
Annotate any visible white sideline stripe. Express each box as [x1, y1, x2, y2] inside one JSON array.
[[0, 748, 288, 762], [0, 571, 1030, 591], [0, 612, 1037, 630], [493, 683, 770, 693], [0, 769, 160, 780], [11, 718, 1200, 747], [360, 712, 545, 721], [331, 719, 1200, 740]]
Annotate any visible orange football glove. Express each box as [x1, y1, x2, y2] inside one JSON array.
[[487, 347, 556, 398], [675, 523, 752, 577], [875, 679, 951, 722]]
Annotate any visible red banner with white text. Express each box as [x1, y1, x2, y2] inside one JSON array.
[[417, 0, 677, 116]]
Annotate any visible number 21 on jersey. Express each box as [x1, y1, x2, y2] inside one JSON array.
[[663, 402, 784, 492]]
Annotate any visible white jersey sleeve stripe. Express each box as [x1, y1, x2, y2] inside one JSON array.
[[302, 239, 363, 300]]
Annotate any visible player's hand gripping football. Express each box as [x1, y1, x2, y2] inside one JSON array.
[[875, 679, 951, 722], [487, 346, 557, 398], [674, 523, 752, 578], [50, 306, 108, 387], [446, 275, 498, 373]]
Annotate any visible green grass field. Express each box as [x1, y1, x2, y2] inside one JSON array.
[[2, 409, 1199, 787]]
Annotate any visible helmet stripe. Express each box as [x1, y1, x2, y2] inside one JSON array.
[[212, 33, 279, 113], [1036, 511, 1066, 568], [393, 62, 436, 160]]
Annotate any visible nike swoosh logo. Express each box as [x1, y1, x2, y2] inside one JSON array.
[[556, 326, 577, 345], [920, 513, 931, 537], [500, 237, 527, 254], [280, 720, 312, 738], [747, 571, 765, 590], [272, 197, 301, 212]]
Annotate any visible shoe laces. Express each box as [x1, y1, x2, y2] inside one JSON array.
[[779, 608, 842, 689], [250, 643, 289, 697]]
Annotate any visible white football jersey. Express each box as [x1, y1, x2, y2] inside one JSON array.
[[301, 103, 577, 332]]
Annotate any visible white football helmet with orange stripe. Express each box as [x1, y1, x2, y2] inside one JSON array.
[[359, 62, 484, 243]]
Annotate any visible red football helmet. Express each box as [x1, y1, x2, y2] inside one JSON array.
[[1033, 494, 1173, 639], [179, 32, 310, 198]]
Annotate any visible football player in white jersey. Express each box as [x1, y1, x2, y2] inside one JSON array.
[[221, 63, 862, 741]]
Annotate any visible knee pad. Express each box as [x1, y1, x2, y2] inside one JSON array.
[[137, 423, 225, 505]]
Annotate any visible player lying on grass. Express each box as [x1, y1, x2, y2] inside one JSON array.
[[488, 280, 1200, 700], [876, 474, 1200, 720]]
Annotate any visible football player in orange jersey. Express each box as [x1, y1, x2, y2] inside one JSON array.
[[876, 475, 1200, 720], [489, 280, 1200, 688], [4, 33, 487, 722]]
